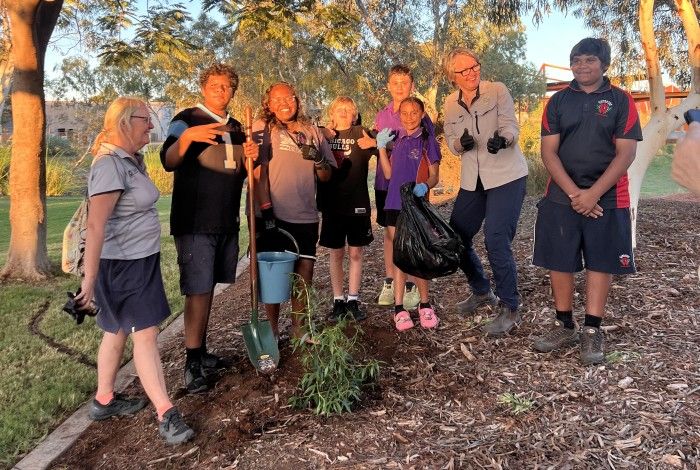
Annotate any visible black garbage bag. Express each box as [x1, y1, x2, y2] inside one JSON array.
[[393, 182, 464, 279]]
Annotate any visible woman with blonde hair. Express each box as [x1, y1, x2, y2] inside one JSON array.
[[76, 96, 194, 445], [442, 47, 528, 336], [318, 96, 377, 322]]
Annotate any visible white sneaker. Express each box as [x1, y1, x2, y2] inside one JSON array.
[[404, 285, 420, 310], [377, 281, 394, 306]]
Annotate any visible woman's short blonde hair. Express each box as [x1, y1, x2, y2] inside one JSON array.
[[91, 96, 146, 155], [443, 47, 480, 85], [326, 96, 358, 129]]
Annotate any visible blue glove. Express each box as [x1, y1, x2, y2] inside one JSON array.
[[413, 183, 428, 197], [376, 128, 395, 149]]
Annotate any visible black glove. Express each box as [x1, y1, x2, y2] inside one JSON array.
[[300, 144, 324, 164], [487, 131, 508, 154], [459, 128, 475, 151], [261, 207, 277, 231], [62, 289, 99, 325]]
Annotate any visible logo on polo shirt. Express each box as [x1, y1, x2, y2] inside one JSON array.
[[619, 254, 631, 268], [596, 99, 613, 116]]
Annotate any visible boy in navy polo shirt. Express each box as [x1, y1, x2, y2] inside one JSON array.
[[532, 38, 643, 364]]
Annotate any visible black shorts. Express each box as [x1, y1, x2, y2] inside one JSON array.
[[94, 252, 171, 335], [175, 233, 240, 295], [375, 190, 388, 227], [256, 219, 319, 261], [532, 198, 636, 274], [319, 213, 374, 249], [384, 209, 400, 227]]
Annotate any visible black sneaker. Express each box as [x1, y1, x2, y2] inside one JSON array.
[[346, 300, 367, 321], [184, 360, 208, 393], [88, 393, 147, 421], [327, 299, 348, 322], [201, 351, 229, 371], [158, 407, 194, 445]]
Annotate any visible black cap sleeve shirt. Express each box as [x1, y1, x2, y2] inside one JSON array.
[[318, 126, 377, 216], [541, 77, 643, 209], [160, 105, 247, 235]]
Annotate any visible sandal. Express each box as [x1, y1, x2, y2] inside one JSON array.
[[419, 307, 439, 329], [394, 310, 414, 332]]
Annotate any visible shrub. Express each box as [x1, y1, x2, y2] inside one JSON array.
[[46, 157, 79, 196], [0, 145, 9, 196], [289, 279, 380, 416], [46, 135, 79, 160], [519, 101, 549, 195], [144, 146, 172, 195]]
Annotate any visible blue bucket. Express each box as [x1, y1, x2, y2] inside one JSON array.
[[257, 251, 298, 304]]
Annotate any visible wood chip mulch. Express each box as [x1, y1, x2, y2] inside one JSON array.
[[52, 195, 699, 469]]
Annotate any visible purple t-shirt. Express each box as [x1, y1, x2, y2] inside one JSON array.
[[385, 129, 441, 211], [374, 102, 435, 191]]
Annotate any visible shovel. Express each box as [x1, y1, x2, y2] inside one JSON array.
[[241, 105, 279, 373]]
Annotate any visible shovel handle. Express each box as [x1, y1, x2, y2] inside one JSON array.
[[245, 105, 259, 318]]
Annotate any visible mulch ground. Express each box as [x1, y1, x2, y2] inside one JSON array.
[[53, 193, 699, 469]]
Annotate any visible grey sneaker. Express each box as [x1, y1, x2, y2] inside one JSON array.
[[88, 393, 147, 421], [482, 303, 521, 337], [456, 289, 498, 314], [533, 319, 580, 352], [580, 326, 605, 364], [158, 407, 195, 445], [184, 360, 208, 394], [201, 351, 229, 370]]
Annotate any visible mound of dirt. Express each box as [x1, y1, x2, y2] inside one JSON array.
[[53, 197, 699, 469]]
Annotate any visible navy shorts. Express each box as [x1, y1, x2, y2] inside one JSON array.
[[94, 252, 171, 335], [532, 198, 636, 274], [256, 219, 319, 261], [175, 233, 240, 295], [384, 209, 400, 227], [375, 190, 388, 227], [319, 213, 374, 249]]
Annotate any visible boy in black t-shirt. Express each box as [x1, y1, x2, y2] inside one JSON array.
[[160, 63, 259, 393], [319, 97, 377, 322], [532, 38, 643, 365]]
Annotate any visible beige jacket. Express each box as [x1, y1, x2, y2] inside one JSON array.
[[443, 81, 528, 190]]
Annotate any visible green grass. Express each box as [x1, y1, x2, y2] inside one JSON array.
[[0, 195, 249, 466], [640, 145, 687, 198]]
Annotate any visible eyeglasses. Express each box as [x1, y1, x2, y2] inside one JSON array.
[[454, 63, 481, 77], [131, 115, 152, 124], [293, 131, 307, 146], [270, 95, 296, 105]]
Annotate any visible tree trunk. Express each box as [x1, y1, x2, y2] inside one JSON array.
[[1, 0, 63, 281], [628, 0, 700, 247]]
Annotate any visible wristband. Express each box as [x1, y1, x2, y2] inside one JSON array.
[[260, 202, 272, 210]]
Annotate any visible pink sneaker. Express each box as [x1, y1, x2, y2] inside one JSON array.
[[394, 310, 414, 331], [419, 307, 439, 329]]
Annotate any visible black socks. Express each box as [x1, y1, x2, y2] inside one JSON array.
[[556, 310, 575, 329], [584, 314, 602, 328], [419, 302, 431, 309], [186, 347, 202, 365]]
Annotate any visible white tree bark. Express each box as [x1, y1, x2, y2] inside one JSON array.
[[628, 0, 700, 247]]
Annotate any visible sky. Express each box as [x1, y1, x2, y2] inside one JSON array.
[[523, 10, 591, 82]]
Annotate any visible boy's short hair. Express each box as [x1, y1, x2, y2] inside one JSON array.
[[199, 63, 239, 92], [570, 38, 611, 70], [388, 64, 413, 82]]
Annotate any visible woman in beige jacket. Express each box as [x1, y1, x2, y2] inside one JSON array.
[[442, 47, 528, 337]]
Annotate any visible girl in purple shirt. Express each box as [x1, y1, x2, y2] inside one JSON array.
[[376, 97, 441, 331]]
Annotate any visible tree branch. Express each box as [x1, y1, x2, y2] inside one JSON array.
[[675, 0, 700, 93], [353, 0, 400, 63], [639, 0, 666, 114]]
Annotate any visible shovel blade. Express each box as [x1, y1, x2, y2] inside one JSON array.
[[242, 319, 279, 373]]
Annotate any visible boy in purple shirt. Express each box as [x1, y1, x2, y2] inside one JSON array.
[[376, 97, 441, 331], [358, 65, 435, 309]]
